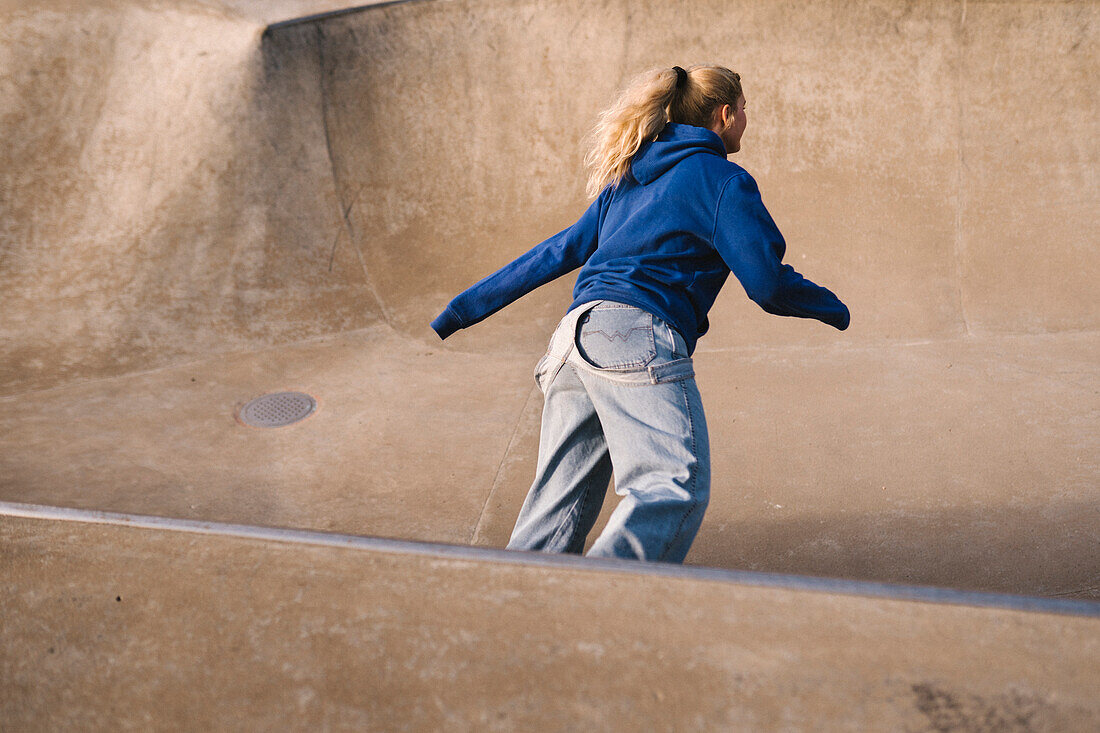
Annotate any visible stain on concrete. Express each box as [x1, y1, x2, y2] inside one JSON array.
[[912, 682, 1050, 733]]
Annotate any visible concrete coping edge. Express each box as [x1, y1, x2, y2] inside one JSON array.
[[2, 500, 1097, 619], [264, 0, 428, 34]]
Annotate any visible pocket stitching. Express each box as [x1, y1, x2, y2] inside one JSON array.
[[576, 321, 656, 371], [579, 325, 655, 369]]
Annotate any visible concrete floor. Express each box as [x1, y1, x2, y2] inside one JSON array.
[[3, 325, 1097, 597], [1, 0, 1098, 726]]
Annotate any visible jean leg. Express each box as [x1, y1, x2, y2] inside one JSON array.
[[567, 306, 710, 564], [506, 364, 613, 554], [583, 374, 710, 563]]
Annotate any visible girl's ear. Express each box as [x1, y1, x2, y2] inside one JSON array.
[[710, 103, 729, 130]]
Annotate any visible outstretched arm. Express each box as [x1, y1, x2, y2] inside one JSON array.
[[431, 188, 608, 339], [712, 173, 850, 330]]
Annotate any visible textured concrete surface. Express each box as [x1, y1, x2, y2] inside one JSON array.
[[4, 329, 1095, 598], [2, 3, 1098, 725], [1, 0, 1097, 598], [3, 514, 1098, 731]]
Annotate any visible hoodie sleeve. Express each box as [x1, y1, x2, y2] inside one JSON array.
[[430, 188, 608, 340], [712, 173, 850, 330]]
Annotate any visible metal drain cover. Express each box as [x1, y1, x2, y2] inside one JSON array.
[[239, 391, 317, 428]]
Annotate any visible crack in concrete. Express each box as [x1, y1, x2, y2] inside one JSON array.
[[953, 0, 973, 337], [314, 24, 395, 330], [469, 383, 539, 546]]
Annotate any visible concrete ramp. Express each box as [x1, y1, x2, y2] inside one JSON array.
[[2, 0, 1096, 597], [1, 0, 1098, 723], [3, 506, 1098, 730]]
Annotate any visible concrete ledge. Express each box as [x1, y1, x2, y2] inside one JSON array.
[[3, 501, 1096, 618], [263, 0, 418, 31], [3, 510, 1098, 730]]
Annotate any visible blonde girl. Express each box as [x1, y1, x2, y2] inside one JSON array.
[[432, 65, 849, 563]]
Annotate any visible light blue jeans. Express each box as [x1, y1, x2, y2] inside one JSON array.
[[506, 300, 710, 563]]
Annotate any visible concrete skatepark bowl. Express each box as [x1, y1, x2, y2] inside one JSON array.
[[2, 0, 1098, 729]]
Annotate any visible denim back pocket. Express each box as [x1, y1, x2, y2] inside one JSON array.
[[575, 304, 656, 370]]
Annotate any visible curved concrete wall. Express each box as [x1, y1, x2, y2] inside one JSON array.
[[0, 1, 381, 394], [2, 0, 1096, 392], [315, 0, 1098, 352]]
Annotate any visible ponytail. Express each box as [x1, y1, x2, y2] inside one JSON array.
[[583, 64, 743, 198]]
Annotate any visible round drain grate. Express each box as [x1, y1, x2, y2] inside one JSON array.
[[239, 391, 317, 428]]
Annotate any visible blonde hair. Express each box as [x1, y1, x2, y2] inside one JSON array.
[[583, 64, 743, 198]]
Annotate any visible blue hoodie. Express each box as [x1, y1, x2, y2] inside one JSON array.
[[430, 123, 849, 354]]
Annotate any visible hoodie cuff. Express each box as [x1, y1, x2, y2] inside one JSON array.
[[430, 305, 464, 340], [830, 303, 851, 331]]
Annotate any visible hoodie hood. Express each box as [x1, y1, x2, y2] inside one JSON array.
[[630, 122, 727, 185]]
